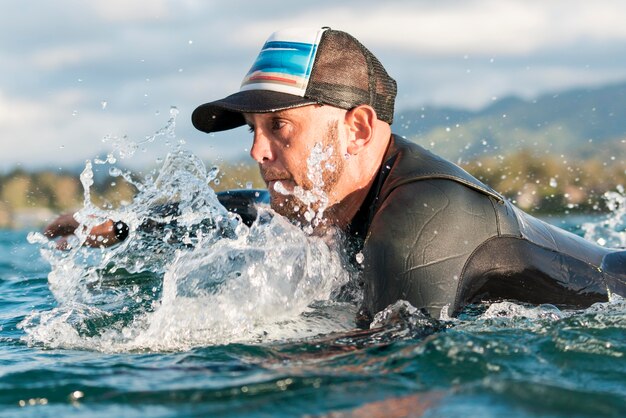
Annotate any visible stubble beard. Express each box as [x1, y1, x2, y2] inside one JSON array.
[[266, 121, 345, 226]]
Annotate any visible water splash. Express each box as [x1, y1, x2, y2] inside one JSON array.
[[582, 185, 626, 247], [101, 106, 180, 160], [23, 116, 355, 352], [131, 213, 350, 349]]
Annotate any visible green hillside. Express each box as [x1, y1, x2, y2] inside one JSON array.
[[395, 81, 626, 162]]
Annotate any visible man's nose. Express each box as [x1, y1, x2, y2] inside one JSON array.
[[250, 131, 273, 163]]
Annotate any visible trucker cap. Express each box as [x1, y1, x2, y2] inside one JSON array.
[[192, 27, 397, 133]]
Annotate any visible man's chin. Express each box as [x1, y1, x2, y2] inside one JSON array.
[[268, 193, 308, 220]]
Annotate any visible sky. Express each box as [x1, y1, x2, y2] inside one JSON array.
[[3, 0, 626, 171]]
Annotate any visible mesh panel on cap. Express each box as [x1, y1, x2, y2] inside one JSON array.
[[306, 29, 397, 124]]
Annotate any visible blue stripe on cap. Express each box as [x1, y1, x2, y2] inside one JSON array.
[[240, 28, 327, 96], [249, 41, 317, 77]]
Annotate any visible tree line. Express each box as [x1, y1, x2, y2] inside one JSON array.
[[0, 151, 623, 229]]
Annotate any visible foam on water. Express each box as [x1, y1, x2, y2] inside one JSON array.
[[22, 112, 355, 352]]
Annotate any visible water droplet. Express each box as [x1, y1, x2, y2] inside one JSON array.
[[208, 166, 220, 181], [355, 252, 364, 264], [549, 178, 558, 188]]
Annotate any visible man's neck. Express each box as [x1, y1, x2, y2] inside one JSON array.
[[322, 180, 374, 231], [321, 134, 393, 232]]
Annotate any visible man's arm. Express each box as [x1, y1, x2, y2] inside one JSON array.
[[42, 189, 269, 249], [44, 214, 128, 248], [360, 179, 499, 321]]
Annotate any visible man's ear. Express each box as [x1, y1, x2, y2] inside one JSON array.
[[345, 105, 376, 155]]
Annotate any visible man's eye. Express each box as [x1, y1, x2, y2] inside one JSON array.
[[271, 120, 286, 131]]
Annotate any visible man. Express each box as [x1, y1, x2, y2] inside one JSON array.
[[47, 27, 625, 324], [190, 27, 625, 322]]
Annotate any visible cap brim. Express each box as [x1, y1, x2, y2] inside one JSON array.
[[192, 90, 318, 133]]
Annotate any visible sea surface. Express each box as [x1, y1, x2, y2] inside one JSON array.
[[1, 210, 625, 418], [2, 117, 625, 417]]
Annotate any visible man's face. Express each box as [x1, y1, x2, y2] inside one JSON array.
[[243, 105, 347, 222]]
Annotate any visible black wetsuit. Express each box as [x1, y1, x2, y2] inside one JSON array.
[[348, 135, 626, 320]]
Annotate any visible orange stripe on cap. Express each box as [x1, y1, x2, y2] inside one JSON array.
[[248, 75, 298, 85]]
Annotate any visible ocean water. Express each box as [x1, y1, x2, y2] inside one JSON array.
[[2, 204, 626, 417], [2, 114, 625, 417]]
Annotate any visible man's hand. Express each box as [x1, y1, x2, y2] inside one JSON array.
[[43, 213, 80, 239], [43, 213, 125, 249]]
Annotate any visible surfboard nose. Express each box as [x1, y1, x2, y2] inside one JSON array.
[[216, 189, 270, 226]]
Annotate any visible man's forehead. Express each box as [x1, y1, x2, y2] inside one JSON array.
[[243, 104, 347, 122], [243, 105, 318, 122], [243, 108, 296, 120]]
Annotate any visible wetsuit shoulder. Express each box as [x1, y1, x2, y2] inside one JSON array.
[[361, 178, 500, 318]]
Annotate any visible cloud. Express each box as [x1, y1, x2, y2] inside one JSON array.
[[30, 44, 114, 71], [3, 0, 626, 169], [238, 0, 626, 55], [88, 0, 171, 22]]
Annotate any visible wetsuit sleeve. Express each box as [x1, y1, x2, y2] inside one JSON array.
[[361, 179, 499, 319], [137, 190, 270, 236]]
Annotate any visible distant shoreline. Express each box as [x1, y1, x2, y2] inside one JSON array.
[[0, 205, 613, 232]]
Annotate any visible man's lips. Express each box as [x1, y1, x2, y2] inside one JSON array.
[[265, 178, 295, 193], [263, 177, 292, 185], [261, 169, 294, 189]]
